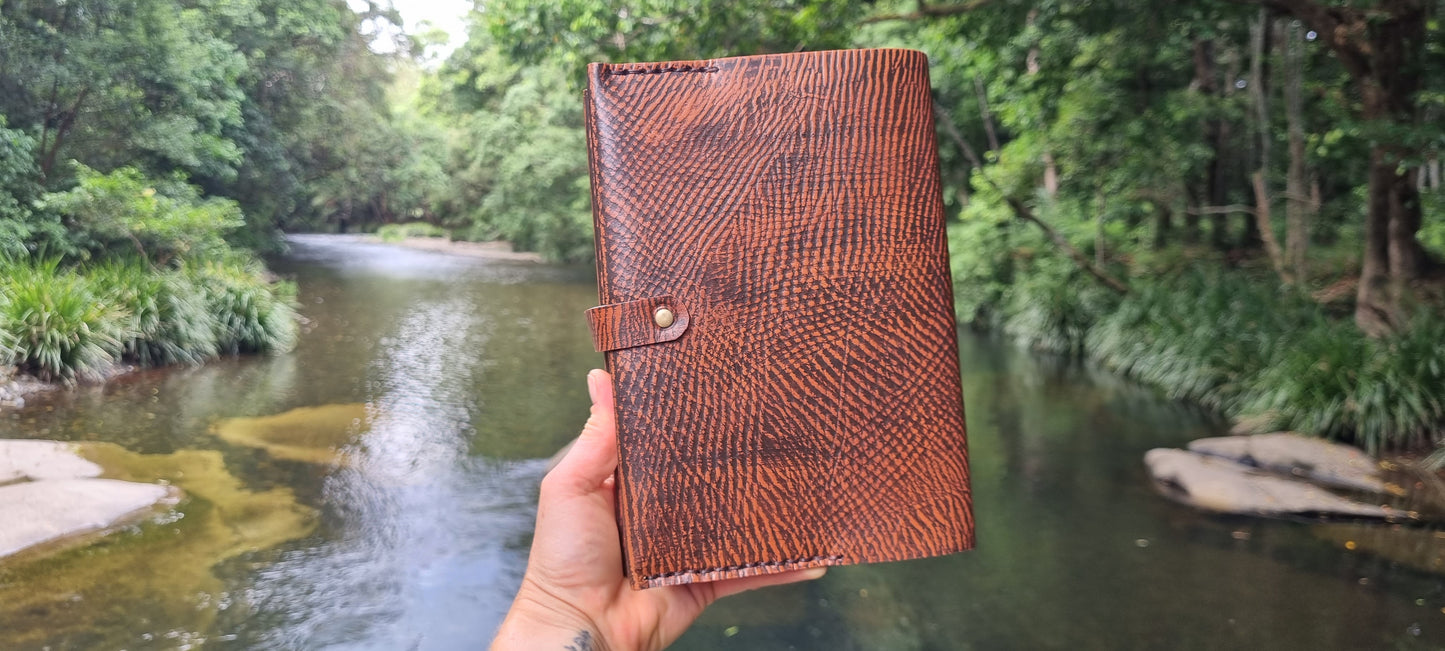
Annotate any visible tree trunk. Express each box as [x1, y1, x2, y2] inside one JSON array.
[[1252, 172, 1291, 282], [1250, 12, 1272, 182], [1042, 151, 1059, 198], [974, 76, 1000, 154], [1183, 202, 1201, 244], [1357, 148, 1398, 336], [1153, 203, 1173, 250], [1241, 9, 1271, 251], [1215, 41, 1241, 249], [1252, 0, 1429, 335], [1095, 190, 1107, 264], [39, 88, 88, 180], [1388, 169, 1425, 280], [1191, 38, 1230, 248], [1283, 19, 1310, 282]]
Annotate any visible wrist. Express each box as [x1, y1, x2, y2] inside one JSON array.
[[492, 578, 611, 651]]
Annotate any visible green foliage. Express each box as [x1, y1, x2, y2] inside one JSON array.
[[376, 222, 449, 243], [428, 41, 594, 262], [0, 116, 37, 222], [953, 201, 1445, 451], [1088, 271, 1304, 410], [421, 0, 873, 262], [1240, 315, 1445, 453], [0, 0, 424, 246], [38, 165, 243, 265], [0, 0, 245, 182], [0, 114, 64, 259], [1089, 271, 1445, 453], [482, 0, 861, 74], [0, 257, 297, 380], [190, 262, 299, 355], [88, 264, 219, 367], [1421, 191, 1445, 259], [0, 261, 125, 382]]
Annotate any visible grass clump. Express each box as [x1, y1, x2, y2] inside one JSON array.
[[190, 261, 299, 355], [0, 261, 125, 381], [89, 264, 218, 367], [0, 259, 299, 382], [1240, 316, 1445, 453], [1081, 270, 1445, 452]]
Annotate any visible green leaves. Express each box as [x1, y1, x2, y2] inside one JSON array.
[[37, 164, 244, 265], [481, 0, 862, 75], [0, 261, 125, 382], [0, 258, 298, 381]]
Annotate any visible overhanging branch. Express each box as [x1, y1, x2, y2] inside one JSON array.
[[932, 100, 1131, 295]]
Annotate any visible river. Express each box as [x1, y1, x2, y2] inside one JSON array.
[[1, 234, 1442, 650]]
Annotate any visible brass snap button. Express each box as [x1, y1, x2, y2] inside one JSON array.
[[653, 306, 675, 328]]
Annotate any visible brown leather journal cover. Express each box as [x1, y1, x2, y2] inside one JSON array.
[[583, 48, 973, 589]]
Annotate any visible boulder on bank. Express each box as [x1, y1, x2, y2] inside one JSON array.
[[1145, 448, 1392, 518], [1188, 432, 1387, 494]]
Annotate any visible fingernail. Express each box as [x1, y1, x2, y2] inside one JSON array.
[[800, 568, 827, 580], [586, 369, 602, 404]]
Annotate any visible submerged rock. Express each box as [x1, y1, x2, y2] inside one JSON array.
[[212, 403, 371, 464], [0, 439, 181, 561], [0, 479, 178, 558], [0, 439, 103, 484], [1145, 448, 1392, 518], [0, 442, 317, 648], [1188, 433, 1387, 494]]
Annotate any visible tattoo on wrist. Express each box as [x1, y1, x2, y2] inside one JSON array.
[[564, 630, 594, 651]]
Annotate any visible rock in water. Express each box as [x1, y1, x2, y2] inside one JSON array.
[[0, 440, 103, 484], [1144, 448, 1391, 518], [212, 403, 371, 465], [1188, 433, 1386, 494], [0, 478, 176, 558]]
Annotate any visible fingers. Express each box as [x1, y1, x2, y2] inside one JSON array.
[[543, 369, 619, 495], [707, 567, 828, 601]]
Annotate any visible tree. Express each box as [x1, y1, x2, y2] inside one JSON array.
[[1242, 0, 1439, 335], [0, 0, 246, 183]]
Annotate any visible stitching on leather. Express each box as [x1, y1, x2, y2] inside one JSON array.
[[642, 554, 844, 581], [603, 65, 718, 78]]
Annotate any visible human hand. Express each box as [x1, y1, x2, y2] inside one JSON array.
[[491, 369, 826, 651]]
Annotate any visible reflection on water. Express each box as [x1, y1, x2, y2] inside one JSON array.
[[2, 234, 1444, 649]]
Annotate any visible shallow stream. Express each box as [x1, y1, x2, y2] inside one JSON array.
[[2, 234, 1443, 649]]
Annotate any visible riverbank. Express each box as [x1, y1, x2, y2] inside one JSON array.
[[949, 218, 1445, 453], [0, 366, 135, 410], [0, 257, 299, 391]]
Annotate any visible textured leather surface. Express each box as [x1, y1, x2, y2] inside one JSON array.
[[586, 295, 690, 352], [584, 48, 973, 589]]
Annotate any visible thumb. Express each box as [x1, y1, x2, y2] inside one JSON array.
[[546, 369, 619, 494]]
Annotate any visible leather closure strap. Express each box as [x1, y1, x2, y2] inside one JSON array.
[[585, 295, 690, 353]]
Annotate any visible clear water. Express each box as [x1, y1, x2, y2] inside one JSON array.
[[2, 234, 1443, 650]]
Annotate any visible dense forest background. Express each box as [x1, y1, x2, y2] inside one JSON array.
[[1, 0, 1442, 451]]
